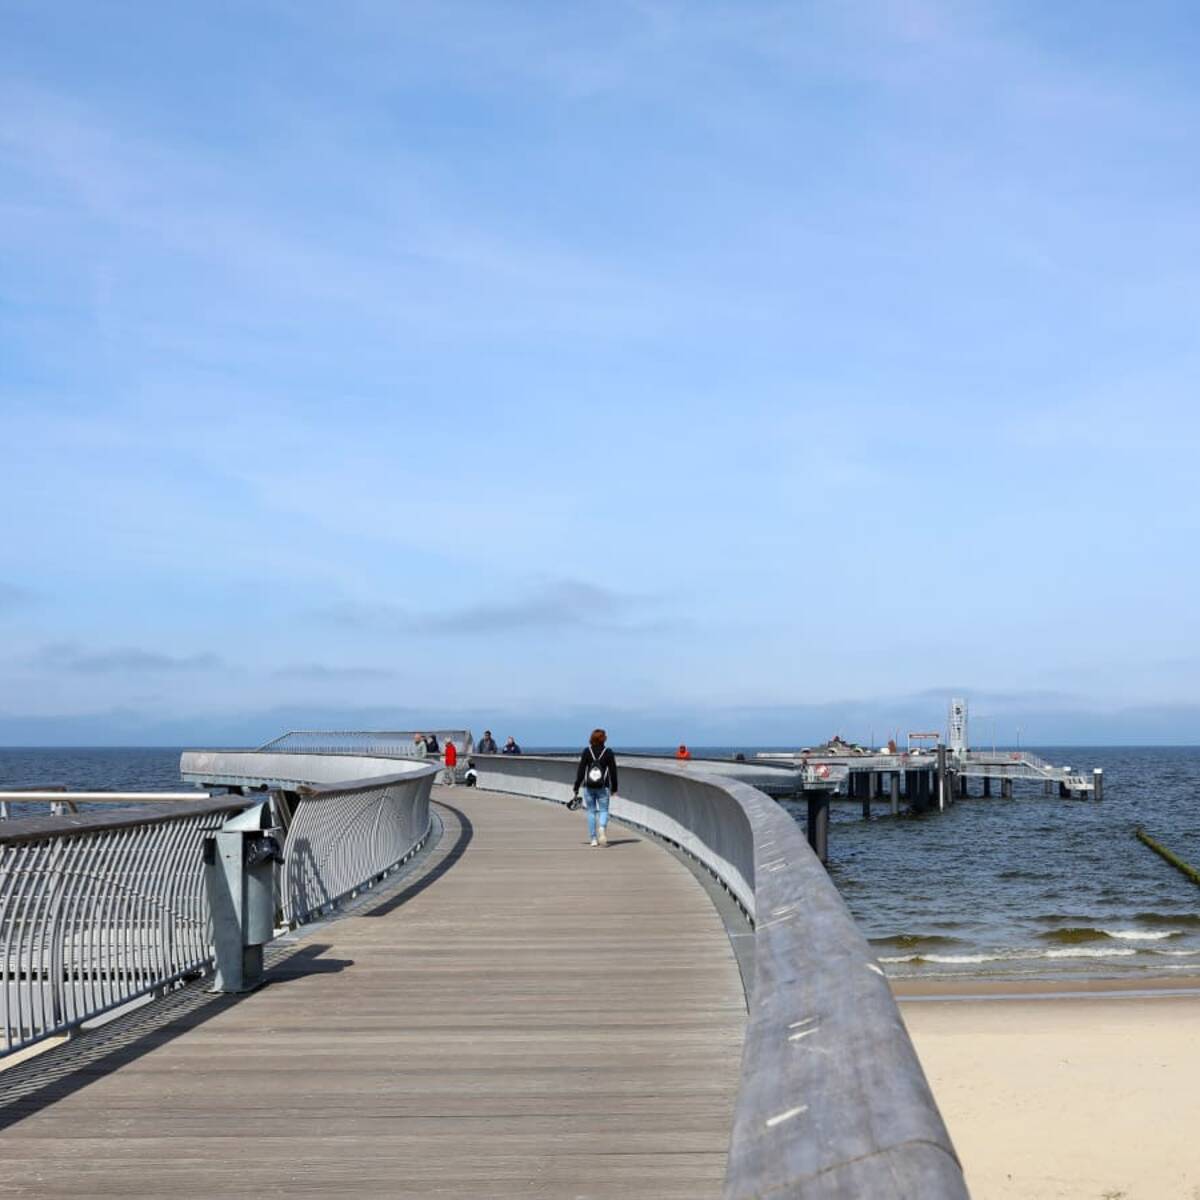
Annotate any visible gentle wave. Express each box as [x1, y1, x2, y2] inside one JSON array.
[[1133, 912, 1200, 928], [881, 945, 1152, 966], [1103, 929, 1177, 941], [880, 953, 1005, 965], [1038, 927, 1109, 945], [869, 934, 964, 950], [1043, 947, 1137, 959], [1037, 926, 1182, 945]]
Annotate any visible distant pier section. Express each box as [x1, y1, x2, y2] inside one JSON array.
[[757, 697, 1104, 815]]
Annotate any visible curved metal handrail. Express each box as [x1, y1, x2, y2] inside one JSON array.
[[179, 751, 438, 926]]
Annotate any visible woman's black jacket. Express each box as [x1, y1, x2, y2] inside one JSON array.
[[573, 746, 618, 792]]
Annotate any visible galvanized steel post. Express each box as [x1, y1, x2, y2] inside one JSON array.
[[204, 801, 284, 994]]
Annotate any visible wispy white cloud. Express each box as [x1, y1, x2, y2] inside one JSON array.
[[273, 662, 397, 681], [29, 643, 223, 675], [316, 579, 671, 636]]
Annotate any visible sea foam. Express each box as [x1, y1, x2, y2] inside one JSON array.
[[1102, 929, 1176, 941], [1043, 947, 1138, 959]]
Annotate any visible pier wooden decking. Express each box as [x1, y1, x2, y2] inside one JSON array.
[[0, 788, 747, 1199]]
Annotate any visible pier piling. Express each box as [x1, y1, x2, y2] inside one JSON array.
[[1093, 769, 1104, 801], [890, 772, 900, 816], [806, 793, 830, 864]]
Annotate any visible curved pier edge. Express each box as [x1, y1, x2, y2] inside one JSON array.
[[472, 754, 969, 1200]]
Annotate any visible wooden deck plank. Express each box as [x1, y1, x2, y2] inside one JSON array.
[[0, 789, 746, 1198]]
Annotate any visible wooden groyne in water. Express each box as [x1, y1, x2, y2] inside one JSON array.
[[1136, 827, 1200, 886]]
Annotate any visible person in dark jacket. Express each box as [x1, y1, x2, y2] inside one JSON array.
[[477, 730, 498, 754], [502, 736, 522, 754], [572, 728, 619, 847]]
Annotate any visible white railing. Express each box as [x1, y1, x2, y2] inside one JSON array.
[[0, 799, 246, 1057]]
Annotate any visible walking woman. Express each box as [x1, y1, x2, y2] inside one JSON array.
[[572, 728, 619, 847]]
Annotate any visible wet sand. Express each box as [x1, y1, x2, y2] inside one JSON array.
[[896, 976, 1200, 1199]]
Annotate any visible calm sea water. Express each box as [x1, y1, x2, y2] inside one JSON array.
[[3, 744, 1197, 982], [807, 746, 1200, 983]]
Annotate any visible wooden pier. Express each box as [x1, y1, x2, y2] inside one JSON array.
[[0, 788, 746, 1198]]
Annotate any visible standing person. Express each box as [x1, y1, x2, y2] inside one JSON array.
[[502, 736, 522, 755], [443, 738, 458, 785], [675, 744, 691, 760], [572, 728, 619, 848], [423, 732, 440, 754], [477, 730, 498, 754]]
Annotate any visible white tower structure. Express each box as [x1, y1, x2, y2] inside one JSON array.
[[948, 697, 968, 757]]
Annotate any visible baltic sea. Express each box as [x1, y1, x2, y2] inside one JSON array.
[[3, 744, 1197, 983]]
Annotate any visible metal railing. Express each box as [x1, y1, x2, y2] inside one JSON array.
[[0, 799, 246, 1057], [1, 749, 436, 1061], [281, 773, 433, 925], [256, 729, 474, 758], [179, 751, 437, 927], [473, 755, 969, 1200]]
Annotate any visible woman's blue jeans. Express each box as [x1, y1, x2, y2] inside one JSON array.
[[584, 787, 610, 839]]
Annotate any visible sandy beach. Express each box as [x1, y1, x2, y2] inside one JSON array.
[[897, 977, 1200, 1200]]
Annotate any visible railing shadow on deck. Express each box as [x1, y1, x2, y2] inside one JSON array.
[[0, 943, 352, 1134]]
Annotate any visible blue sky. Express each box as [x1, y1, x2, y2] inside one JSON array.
[[3, 1, 1200, 746]]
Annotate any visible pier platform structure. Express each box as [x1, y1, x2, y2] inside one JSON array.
[[0, 742, 968, 1200], [757, 748, 1103, 807]]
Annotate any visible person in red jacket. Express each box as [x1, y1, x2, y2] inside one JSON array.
[[676, 744, 691, 760], [443, 738, 458, 786]]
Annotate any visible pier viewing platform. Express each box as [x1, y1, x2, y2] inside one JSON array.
[[0, 742, 968, 1199]]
